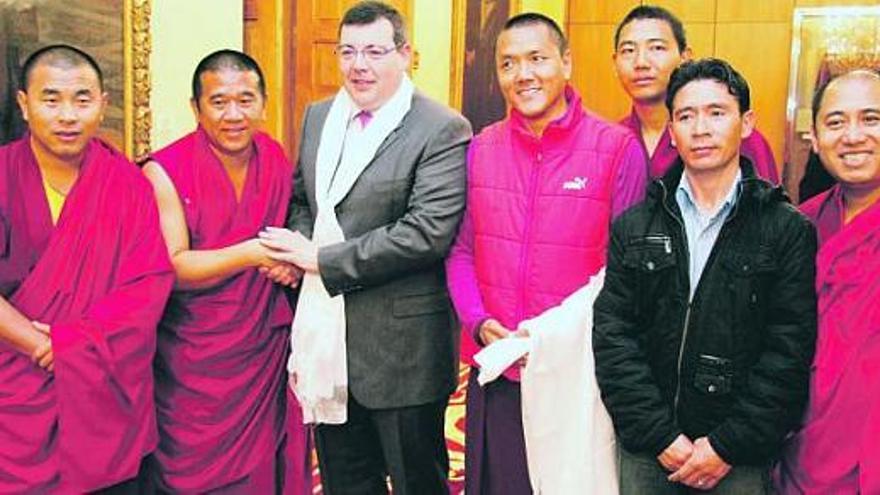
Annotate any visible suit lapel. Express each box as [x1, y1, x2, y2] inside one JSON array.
[[372, 122, 404, 161], [308, 90, 416, 209], [304, 103, 330, 209], [355, 98, 417, 179]]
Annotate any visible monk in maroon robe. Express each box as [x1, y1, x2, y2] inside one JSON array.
[[613, 5, 779, 182], [0, 45, 173, 493], [143, 50, 308, 494], [777, 70, 880, 494]]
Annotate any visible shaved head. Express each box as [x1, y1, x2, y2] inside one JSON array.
[[812, 69, 880, 126], [20, 44, 104, 92], [191, 49, 266, 105], [810, 68, 880, 195]]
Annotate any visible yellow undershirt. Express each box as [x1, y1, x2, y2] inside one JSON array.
[[41, 175, 66, 224]]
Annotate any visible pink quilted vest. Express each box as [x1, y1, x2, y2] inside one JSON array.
[[463, 88, 635, 374]]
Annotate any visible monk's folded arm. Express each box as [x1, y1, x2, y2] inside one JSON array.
[[0, 296, 48, 356], [143, 160, 267, 290]]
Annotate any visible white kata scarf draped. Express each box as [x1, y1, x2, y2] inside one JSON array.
[[289, 76, 413, 425], [475, 270, 618, 494]]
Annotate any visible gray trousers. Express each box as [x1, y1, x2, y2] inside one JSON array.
[[619, 446, 773, 495]]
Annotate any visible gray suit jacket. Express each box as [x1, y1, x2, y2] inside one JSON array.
[[288, 91, 472, 409]]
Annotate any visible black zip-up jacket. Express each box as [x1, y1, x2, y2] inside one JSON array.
[[593, 159, 817, 466]]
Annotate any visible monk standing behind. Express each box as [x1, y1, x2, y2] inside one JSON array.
[[612, 5, 778, 182], [0, 44, 174, 493], [143, 50, 307, 494], [776, 69, 880, 495]]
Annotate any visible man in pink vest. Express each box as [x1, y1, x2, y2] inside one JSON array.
[[776, 69, 880, 495], [0, 44, 174, 493], [613, 5, 778, 182], [446, 13, 647, 494], [142, 50, 308, 494]]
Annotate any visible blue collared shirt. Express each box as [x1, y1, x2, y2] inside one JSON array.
[[675, 170, 742, 300]]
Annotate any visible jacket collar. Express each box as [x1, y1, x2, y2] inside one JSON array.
[[509, 85, 584, 141], [651, 155, 778, 213]]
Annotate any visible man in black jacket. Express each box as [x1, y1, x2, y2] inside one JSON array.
[[593, 58, 817, 494]]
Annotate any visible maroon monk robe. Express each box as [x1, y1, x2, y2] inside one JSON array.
[[150, 128, 303, 493], [776, 186, 880, 494], [0, 136, 174, 493]]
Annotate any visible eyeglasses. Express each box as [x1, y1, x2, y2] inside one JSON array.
[[335, 44, 399, 62]]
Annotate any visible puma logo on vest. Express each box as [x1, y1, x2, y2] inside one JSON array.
[[563, 176, 588, 190]]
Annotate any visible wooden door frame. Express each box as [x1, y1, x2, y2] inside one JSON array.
[[243, 0, 297, 158]]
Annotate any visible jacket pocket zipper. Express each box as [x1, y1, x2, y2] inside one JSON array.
[[673, 303, 692, 423], [643, 234, 672, 254]]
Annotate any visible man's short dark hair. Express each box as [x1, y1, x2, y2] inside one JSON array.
[[191, 49, 266, 105], [811, 69, 880, 126], [666, 58, 751, 114], [20, 44, 104, 92], [500, 12, 568, 54], [340, 1, 408, 47], [615, 5, 687, 53], [811, 77, 833, 127]]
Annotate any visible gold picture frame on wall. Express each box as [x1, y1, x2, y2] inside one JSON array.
[[125, 0, 152, 159], [784, 6, 880, 203], [0, 0, 151, 159]]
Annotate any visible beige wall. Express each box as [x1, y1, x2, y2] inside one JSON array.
[[150, 0, 243, 150], [412, 0, 453, 105], [520, 0, 567, 25]]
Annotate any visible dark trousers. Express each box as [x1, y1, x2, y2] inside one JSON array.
[[619, 446, 773, 495], [464, 371, 531, 495], [314, 395, 449, 495]]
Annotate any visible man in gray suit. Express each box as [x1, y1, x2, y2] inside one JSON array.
[[258, 2, 471, 494]]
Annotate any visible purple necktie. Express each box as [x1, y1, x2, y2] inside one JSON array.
[[356, 110, 373, 129]]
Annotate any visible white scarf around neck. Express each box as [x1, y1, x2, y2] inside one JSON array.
[[289, 76, 414, 424]]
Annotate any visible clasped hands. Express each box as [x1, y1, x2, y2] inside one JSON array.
[[658, 434, 731, 491], [31, 321, 53, 372], [253, 227, 319, 287], [478, 318, 530, 367]]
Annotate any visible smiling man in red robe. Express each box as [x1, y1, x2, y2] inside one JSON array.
[[777, 69, 880, 495], [0, 44, 174, 493], [142, 49, 308, 494]]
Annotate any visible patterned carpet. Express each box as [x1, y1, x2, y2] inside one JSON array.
[[445, 364, 470, 493]]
